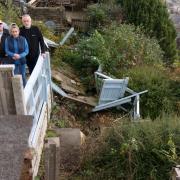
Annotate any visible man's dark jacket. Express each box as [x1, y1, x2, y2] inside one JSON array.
[[0, 29, 9, 58], [19, 25, 45, 61]]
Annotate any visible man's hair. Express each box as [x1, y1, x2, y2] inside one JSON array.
[[22, 14, 31, 20]]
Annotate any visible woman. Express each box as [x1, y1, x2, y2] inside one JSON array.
[[5, 24, 29, 87]]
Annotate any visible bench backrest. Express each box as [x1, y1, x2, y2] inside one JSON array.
[[98, 78, 129, 105]]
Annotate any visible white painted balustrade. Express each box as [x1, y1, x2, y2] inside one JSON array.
[[24, 52, 51, 147]]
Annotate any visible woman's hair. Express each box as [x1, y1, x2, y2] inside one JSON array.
[[9, 23, 19, 34]]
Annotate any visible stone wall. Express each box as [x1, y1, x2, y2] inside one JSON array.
[[31, 0, 88, 9], [28, 6, 65, 24]]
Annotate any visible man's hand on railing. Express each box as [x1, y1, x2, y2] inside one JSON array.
[[41, 53, 46, 59]]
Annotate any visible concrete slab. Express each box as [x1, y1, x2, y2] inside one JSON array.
[[55, 128, 85, 172], [0, 115, 32, 180]]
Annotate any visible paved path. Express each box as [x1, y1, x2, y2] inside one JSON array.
[[0, 115, 32, 180]]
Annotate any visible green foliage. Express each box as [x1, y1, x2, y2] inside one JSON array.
[[119, 66, 176, 119], [87, 1, 122, 29], [76, 24, 163, 75], [87, 4, 108, 29], [33, 21, 59, 42], [0, 0, 21, 25], [53, 45, 99, 90], [117, 0, 177, 64], [74, 116, 180, 179], [54, 119, 68, 128], [54, 24, 164, 91], [46, 130, 57, 138]]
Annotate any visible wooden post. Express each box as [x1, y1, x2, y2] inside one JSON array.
[[12, 75, 27, 115], [45, 137, 60, 180], [0, 65, 16, 115], [0, 72, 9, 115]]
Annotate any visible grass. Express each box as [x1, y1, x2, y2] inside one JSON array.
[[72, 115, 180, 180]]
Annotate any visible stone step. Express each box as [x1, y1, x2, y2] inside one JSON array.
[[55, 128, 85, 173]]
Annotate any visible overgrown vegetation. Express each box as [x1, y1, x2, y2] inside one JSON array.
[[120, 66, 176, 119], [53, 22, 180, 119], [53, 24, 164, 91], [0, 0, 21, 24], [73, 116, 180, 179], [76, 24, 163, 74], [87, 0, 122, 30], [87, 0, 178, 64], [117, 0, 177, 64]]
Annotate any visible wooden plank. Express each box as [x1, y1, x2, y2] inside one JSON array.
[[59, 27, 74, 45], [28, 0, 40, 6], [45, 137, 60, 180], [0, 73, 8, 115], [11, 75, 27, 115], [0, 65, 16, 115]]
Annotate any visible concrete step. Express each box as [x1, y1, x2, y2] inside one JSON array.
[[55, 128, 85, 173]]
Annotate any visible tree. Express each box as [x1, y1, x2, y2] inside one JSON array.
[[117, 0, 177, 64], [0, 0, 21, 24]]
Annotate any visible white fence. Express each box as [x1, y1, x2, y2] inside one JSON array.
[[24, 52, 51, 147]]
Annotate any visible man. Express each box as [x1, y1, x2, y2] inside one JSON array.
[[20, 14, 46, 74], [0, 20, 9, 63]]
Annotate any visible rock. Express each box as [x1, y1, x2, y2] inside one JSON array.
[[70, 79, 76, 84], [52, 70, 63, 83]]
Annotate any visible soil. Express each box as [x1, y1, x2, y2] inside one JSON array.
[[38, 62, 130, 179], [50, 62, 129, 136]]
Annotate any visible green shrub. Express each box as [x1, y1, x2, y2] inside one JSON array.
[[73, 116, 180, 179], [76, 24, 163, 76], [101, 24, 163, 73], [87, 4, 108, 29], [119, 66, 176, 119], [54, 24, 164, 91], [52, 45, 98, 90], [87, 1, 122, 29], [117, 0, 177, 64]]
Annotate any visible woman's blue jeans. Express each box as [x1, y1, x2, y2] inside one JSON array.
[[14, 63, 26, 87]]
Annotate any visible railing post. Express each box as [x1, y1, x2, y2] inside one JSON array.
[[133, 95, 140, 120], [42, 73, 48, 102], [11, 75, 27, 115], [45, 52, 51, 85]]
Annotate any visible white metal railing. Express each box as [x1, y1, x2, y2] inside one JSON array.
[[24, 52, 51, 147]]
